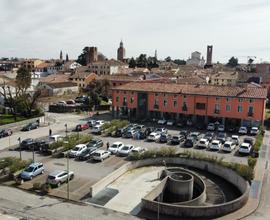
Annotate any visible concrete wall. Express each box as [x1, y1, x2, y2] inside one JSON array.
[[138, 157, 250, 219]]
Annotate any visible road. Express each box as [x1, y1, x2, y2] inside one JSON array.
[[0, 185, 139, 220]]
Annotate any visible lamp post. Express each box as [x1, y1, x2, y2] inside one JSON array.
[[65, 123, 68, 138], [66, 149, 70, 200], [18, 137, 21, 160]]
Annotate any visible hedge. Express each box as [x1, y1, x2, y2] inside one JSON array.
[[0, 157, 31, 174]]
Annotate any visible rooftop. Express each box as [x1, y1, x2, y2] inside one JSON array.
[[112, 82, 268, 99]]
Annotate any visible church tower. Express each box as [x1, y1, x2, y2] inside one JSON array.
[[117, 40, 126, 61], [60, 50, 63, 61]]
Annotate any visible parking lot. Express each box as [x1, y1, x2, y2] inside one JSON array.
[[0, 115, 257, 202]]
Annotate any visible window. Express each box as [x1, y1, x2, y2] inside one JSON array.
[[163, 93, 166, 97], [238, 105, 242, 112], [155, 93, 159, 96], [116, 97, 119, 102], [238, 98, 243, 102], [154, 99, 158, 105], [226, 98, 231, 102], [182, 102, 187, 111], [248, 106, 254, 116], [226, 105, 231, 112], [215, 104, 220, 110], [196, 103, 206, 110], [249, 99, 253, 103], [216, 97, 220, 101], [173, 100, 177, 108], [130, 97, 134, 104], [163, 100, 167, 107]]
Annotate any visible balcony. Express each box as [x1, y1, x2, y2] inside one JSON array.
[[214, 109, 220, 114], [248, 112, 254, 117], [154, 104, 159, 110]]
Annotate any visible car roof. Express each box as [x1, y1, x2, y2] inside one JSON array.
[[113, 141, 123, 145], [232, 135, 239, 138], [199, 138, 207, 141], [224, 141, 233, 144], [212, 140, 220, 143], [29, 162, 43, 167], [123, 144, 133, 147], [251, 127, 258, 129], [49, 170, 66, 176], [75, 144, 86, 147], [95, 150, 106, 153], [241, 143, 250, 147]]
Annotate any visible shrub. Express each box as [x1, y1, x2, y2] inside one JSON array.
[[0, 157, 31, 174], [248, 156, 257, 169], [254, 133, 264, 152], [33, 182, 42, 190], [41, 183, 51, 194]]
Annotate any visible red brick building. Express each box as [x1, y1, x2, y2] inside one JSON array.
[[112, 82, 267, 126]]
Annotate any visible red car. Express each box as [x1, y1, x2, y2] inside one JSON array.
[[75, 123, 89, 131]]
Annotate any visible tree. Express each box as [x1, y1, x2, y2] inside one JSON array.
[[165, 56, 172, 62], [129, 57, 136, 68], [147, 56, 159, 69], [227, 57, 238, 67], [173, 59, 186, 65], [16, 67, 31, 94], [248, 58, 254, 65], [76, 47, 88, 66], [136, 54, 148, 67]]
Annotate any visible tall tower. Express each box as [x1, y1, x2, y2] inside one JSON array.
[[60, 50, 63, 61], [154, 50, 157, 60], [206, 45, 213, 67], [117, 40, 125, 61], [86, 47, 98, 65], [66, 53, 69, 62]]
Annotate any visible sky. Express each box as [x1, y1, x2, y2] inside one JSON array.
[[0, 0, 270, 63]]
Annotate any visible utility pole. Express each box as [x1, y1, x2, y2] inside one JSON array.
[[67, 151, 70, 200], [18, 137, 22, 160]]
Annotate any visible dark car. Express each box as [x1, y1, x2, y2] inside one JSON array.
[[184, 137, 196, 148], [196, 123, 205, 130], [144, 127, 155, 137], [77, 147, 97, 160], [204, 132, 214, 142], [115, 127, 128, 137], [159, 133, 171, 143], [87, 139, 103, 148], [226, 126, 236, 133], [188, 132, 200, 141], [20, 138, 37, 150], [179, 130, 189, 138], [170, 135, 185, 145], [217, 132, 227, 144], [21, 122, 39, 131], [243, 137, 255, 146], [37, 140, 50, 153], [0, 129, 12, 138]]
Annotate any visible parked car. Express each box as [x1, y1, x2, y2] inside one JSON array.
[[196, 123, 205, 130], [91, 124, 103, 134], [144, 127, 155, 137], [49, 134, 64, 142], [87, 120, 96, 127], [243, 137, 255, 146], [66, 99, 76, 105], [147, 132, 161, 141], [204, 132, 214, 142], [231, 135, 240, 145], [217, 124, 225, 132], [92, 150, 111, 161], [95, 120, 105, 126], [179, 130, 189, 138], [108, 142, 124, 154], [21, 122, 39, 131], [238, 126, 248, 135], [20, 162, 44, 180], [37, 139, 50, 153], [170, 135, 185, 145], [69, 144, 88, 157], [75, 123, 89, 131], [157, 119, 167, 125], [159, 133, 171, 143], [155, 128, 168, 134], [209, 140, 221, 151], [177, 120, 186, 128], [87, 139, 103, 148], [227, 125, 236, 133], [122, 129, 137, 138], [46, 170, 74, 187], [166, 120, 175, 126], [77, 147, 97, 160], [207, 123, 215, 131], [222, 141, 236, 152], [197, 138, 209, 149], [130, 147, 147, 154], [239, 143, 252, 155], [188, 132, 200, 141], [250, 127, 259, 135], [184, 137, 196, 148], [0, 129, 12, 138], [118, 144, 134, 156], [217, 132, 227, 144], [20, 138, 37, 150]]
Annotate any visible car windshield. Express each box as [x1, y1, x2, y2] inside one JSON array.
[[73, 147, 80, 151], [212, 142, 218, 146], [89, 140, 97, 145], [111, 144, 118, 149], [24, 166, 34, 172], [224, 144, 230, 148], [122, 146, 129, 150], [199, 140, 206, 144], [218, 133, 225, 138], [241, 145, 249, 149], [92, 152, 101, 157]]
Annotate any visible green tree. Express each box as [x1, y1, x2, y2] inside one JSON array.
[[165, 56, 172, 62], [227, 57, 238, 67], [76, 47, 88, 66], [173, 59, 186, 65], [136, 54, 148, 68], [129, 57, 136, 68], [16, 67, 31, 94]]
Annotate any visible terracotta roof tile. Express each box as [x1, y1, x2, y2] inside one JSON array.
[[112, 82, 267, 99]]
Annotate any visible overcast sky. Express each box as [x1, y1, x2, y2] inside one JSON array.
[[1, 0, 270, 63]]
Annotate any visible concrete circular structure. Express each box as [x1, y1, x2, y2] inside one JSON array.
[[132, 157, 250, 219]]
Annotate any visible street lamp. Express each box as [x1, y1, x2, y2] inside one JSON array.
[[65, 123, 68, 138], [66, 148, 70, 200], [18, 137, 21, 160]]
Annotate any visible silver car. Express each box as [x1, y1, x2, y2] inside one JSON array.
[[46, 170, 74, 187]]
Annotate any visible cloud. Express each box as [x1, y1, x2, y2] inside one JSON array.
[[0, 0, 269, 62]]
